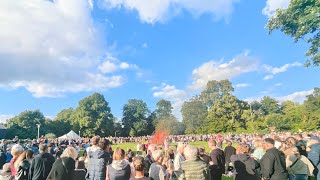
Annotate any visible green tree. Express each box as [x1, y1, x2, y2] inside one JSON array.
[[48, 108, 75, 136], [200, 80, 234, 108], [6, 110, 46, 139], [74, 93, 114, 137], [154, 100, 173, 120], [122, 99, 150, 136], [204, 94, 245, 133], [266, 0, 320, 66], [260, 96, 281, 115], [181, 97, 208, 134]]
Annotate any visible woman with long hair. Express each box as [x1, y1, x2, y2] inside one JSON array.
[[14, 150, 34, 180], [106, 147, 131, 180]]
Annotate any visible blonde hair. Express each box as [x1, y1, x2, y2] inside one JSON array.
[[11, 144, 24, 157], [61, 147, 78, 160], [152, 150, 163, 161], [113, 148, 125, 160], [14, 150, 34, 170]]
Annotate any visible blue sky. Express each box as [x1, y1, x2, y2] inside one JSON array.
[[0, 0, 319, 122]]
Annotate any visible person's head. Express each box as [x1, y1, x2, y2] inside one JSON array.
[[91, 136, 101, 146], [227, 141, 232, 146], [294, 134, 303, 141], [236, 143, 250, 154], [286, 137, 297, 147], [39, 144, 48, 153], [99, 139, 111, 151], [177, 142, 187, 154], [263, 138, 275, 150], [183, 145, 198, 160], [113, 147, 125, 161], [61, 147, 78, 160], [11, 144, 24, 158], [253, 140, 263, 149], [133, 156, 145, 172], [198, 146, 205, 155], [208, 139, 217, 149], [152, 150, 164, 164]]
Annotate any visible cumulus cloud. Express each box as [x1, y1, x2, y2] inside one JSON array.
[[0, 0, 128, 97], [98, 55, 137, 74], [277, 89, 314, 103], [189, 52, 259, 90], [101, 0, 239, 24], [152, 83, 189, 119], [235, 83, 250, 88], [263, 62, 302, 80], [262, 0, 290, 17]]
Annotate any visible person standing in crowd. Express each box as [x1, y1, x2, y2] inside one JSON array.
[[149, 150, 166, 180], [130, 156, 151, 180], [252, 140, 265, 162], [10, 144, 24, 177], [230, 143, 260, 180], [224, 141, 236, 175], [174, 142, 186, 178], [208, 140, 225, 180], [294, 134, 307, 157], [47, 147, 78, 180], [86, 139, 112, 180], [286, 146, 314, 180], [260, 138, 288, 180], [28, 144, 55, 180], [179, 145, 211, 180], [144, 144, 156, 177], [14, 150, 34, 180], [106, 148, 131, 180], [0, 148, 7, 169], [307, 136, 320, 179], [0, 140, 7, 153]]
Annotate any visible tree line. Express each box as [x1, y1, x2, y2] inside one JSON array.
[[4, 80, 320, 139]]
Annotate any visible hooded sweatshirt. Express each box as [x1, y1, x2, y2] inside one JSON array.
[[230, 154, 260, 180], [107, 160, 131, 180], [86, 148, 112, 180]]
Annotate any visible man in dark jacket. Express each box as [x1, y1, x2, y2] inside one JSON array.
[[224, 141, 236, 174], [28, 144, 55, 180], [208, 140, 225, 180], [307, 136, 320, 179], [260, 138, 288, 180]]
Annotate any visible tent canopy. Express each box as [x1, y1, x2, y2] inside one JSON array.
[[58, 130, 80, 139]]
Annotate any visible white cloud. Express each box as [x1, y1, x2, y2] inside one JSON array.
[[235, 83, 250, 88], [99, 61, 118, 73], [0, 0, 131, 97], [190, 52, 259, 90], [102, 0, 239, 24], [275, 83, 283, 86], [0, 115, 13, 124], [262, 0, 290, 17], [277, 89, 314, 103], [152, 83, 189, 119], [120, 62, 130, 69], [263, 62, 302, 80]]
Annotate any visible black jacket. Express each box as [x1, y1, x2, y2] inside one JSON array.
[[230, 154, 260, 180], [28, 153, 55, 180], [260, 147, 288, 180], [16, 160, 31, 180], [0, 150, 6, 169], [47, 157, 75, 180], [210, 149, 225, 174]]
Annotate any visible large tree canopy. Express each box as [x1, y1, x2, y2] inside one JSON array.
[[74, 93, 114, 137], [266, 0, 320, 66]]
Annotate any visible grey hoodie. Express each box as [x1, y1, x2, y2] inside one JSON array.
[[108, 160, 131, 180]]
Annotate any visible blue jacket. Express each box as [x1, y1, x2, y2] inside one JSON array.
[[308, 143, 320, 179]]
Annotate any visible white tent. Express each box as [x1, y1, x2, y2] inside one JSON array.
[[58, 130, 80, 139]]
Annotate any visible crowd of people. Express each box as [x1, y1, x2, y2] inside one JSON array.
[[0, 131, 319, 180]]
